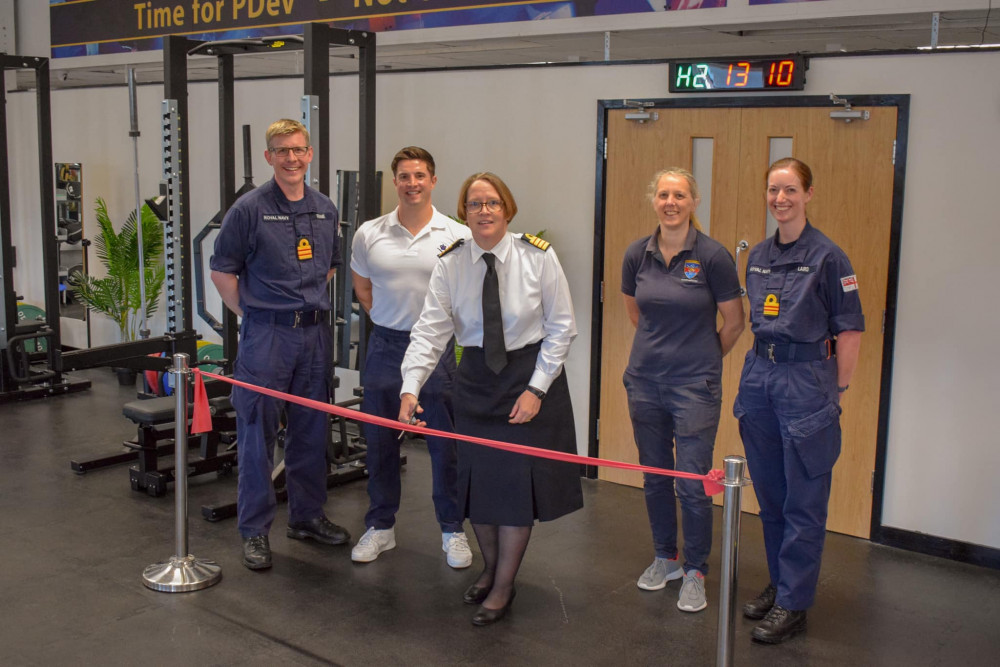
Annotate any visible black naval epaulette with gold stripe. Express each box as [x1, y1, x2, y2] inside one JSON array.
[[520, 233, 550, 251], [438, 238, 464, 257]]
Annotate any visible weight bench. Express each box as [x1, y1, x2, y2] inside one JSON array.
[[121, 394, 238, 497]]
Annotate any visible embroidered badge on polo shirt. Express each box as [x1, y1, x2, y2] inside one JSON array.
[[683, 260, 701, 281], [763, 293, 780, 318], [297, 237, 313, 261], [841, 274, 859, 292]]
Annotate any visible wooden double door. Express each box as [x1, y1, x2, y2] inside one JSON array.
[[596, 102, 901, 538]]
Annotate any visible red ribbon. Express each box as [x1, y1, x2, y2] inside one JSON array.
[[191, 369, 213, 434], [191, 370, 726, 496]]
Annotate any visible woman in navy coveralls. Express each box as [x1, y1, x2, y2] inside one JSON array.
[[735, 158, 864, 644]]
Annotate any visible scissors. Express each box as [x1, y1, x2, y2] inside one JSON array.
[[398, 402, 421, 441]]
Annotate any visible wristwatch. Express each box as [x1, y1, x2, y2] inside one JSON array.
[[526, 386, 546, 400], [837, 385, 849, 393]]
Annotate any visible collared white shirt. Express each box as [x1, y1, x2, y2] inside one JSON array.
[[401, 232, 577, 396], [351, 206, 471, 331]]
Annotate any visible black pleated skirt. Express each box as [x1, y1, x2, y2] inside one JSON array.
[[455, 342, 583, 526]]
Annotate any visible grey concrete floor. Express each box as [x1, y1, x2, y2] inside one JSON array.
[[1, 367, 998, 666]]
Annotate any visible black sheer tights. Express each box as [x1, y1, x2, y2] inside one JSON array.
[[471, 523, 532, 610]]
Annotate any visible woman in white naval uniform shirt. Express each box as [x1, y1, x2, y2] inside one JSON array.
[[399, 172, 582, 626]]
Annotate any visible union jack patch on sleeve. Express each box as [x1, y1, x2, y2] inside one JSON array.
[[841, 275, 859, 292]]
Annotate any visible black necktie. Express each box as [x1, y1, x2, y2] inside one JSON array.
[[481, 253, 508, 374]]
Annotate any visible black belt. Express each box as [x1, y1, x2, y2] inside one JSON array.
[[754, 339, 834, 363], [247, 309, 327, 328]]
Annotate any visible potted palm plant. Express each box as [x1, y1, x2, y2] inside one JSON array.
[[68, 197, 165, 383]]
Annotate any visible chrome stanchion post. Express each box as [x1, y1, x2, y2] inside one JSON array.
[[142, 353, 222, 592], [716, 455, 749, 667]]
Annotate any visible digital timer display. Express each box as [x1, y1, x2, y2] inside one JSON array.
[[669, 56, 806, 93]]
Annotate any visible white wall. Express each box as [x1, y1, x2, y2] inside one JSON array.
[[6, 7, 1000, 552], [346, 55, 1000, 552]]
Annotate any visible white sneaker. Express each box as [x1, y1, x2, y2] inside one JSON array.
[[442, 531, 473, 569], [351, 527, 396, 563]]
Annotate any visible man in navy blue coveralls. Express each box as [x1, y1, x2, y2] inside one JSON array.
[[211, 119, 350, 570]]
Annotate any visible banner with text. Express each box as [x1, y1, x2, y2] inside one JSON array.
[[50, 0, 728, 58]]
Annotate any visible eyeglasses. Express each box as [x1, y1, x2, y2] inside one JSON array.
[[268, 146, 310, 158], [465, 200, 504, 213]]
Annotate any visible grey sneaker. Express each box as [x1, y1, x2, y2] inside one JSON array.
[[637, 557, 683, 591], [351, 527, 396, 563], [677, 569, 708, 612]]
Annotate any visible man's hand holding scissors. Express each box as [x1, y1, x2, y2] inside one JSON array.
[[397, 393, 425, 440]]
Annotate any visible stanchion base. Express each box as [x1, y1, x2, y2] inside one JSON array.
[[142, 555, 222, 592]]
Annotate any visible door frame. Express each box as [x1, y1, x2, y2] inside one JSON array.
[[587, 94, 911, 544]]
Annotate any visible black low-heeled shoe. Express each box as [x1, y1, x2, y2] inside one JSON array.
[[471, 589, 516, 627], [463, 583, 492, 605]]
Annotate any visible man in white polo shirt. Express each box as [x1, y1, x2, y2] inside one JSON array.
[[350, 147, 473, 567]]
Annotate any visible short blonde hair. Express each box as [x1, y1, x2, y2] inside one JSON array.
[[456, 172, 518, 222], [265, 119, 310, 148], [647, 167, 703, 232]]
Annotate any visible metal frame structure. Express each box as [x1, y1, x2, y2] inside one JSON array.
[[156, 25, 379, 518], [175, 24, 377, 365], [0, 53, 201, 404], [0, 55, 93, 401], [335, 168, 383, 376], [192, 125, 256, 336]]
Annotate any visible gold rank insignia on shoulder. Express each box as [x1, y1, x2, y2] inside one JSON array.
[[520, 233, 550, 251], [438, 238, 464, 257]]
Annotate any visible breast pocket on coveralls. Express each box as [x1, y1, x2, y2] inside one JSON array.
[[309, 213, 335, 265]]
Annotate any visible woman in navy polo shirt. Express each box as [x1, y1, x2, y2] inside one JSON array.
[[735, 158, 863, 644], [621, 168, 744, 613]]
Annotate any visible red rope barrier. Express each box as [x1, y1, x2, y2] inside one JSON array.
[[192, 369, 725, 496]]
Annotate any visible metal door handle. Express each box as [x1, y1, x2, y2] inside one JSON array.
[[735, 240, 749, 296]]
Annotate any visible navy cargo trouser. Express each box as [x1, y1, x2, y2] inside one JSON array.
[[231, 312, 331, 539], [734, 348, 843, 611]]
